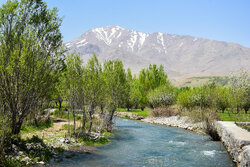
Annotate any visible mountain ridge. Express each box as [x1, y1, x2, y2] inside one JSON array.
[[65, 25, 250, 81]]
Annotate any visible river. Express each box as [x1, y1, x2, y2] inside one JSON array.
[[50, 117, 235, 167]]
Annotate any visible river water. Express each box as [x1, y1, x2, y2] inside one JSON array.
[[50, 117, 235, 167]]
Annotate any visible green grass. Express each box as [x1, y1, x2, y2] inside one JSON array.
[[102, 131, 112, 137], [21, 119, 53, 134], [51, 109, 82, 121], [79, 136, 110, 145], [116, 108, 151, 118], [217, 110, 250, 122]]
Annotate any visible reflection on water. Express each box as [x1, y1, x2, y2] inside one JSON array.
[[49, 117, 235, 167]]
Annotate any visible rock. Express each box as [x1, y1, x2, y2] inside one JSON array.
[[18, 151, 24, 156], [59, 137, 71, 144], [21, 156, 31, 162], [37, 161, 45, 165], [65, 138, 71, 144], [136, 116, 144, 120]]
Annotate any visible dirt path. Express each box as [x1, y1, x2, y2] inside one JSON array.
[[22, 117, 81, 139]]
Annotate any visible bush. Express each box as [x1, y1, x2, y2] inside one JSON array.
[[177, 89, 194, 110], [177, 86, 214, 110], [214, 86, 232, 112], [148, 85, 177, 108], [151, 107, 178, 117]]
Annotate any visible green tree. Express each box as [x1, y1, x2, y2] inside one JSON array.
[[65, 53, 85, 135], [138, 64, 168, 110], [177, 89, 193, 111], [229, 70, 250, 113], [84, 54, 102, 134], [124, 68, 133, 111], [214, 86, 231, 113], [147, 85, 177, 108], [102, 60, 127, 131], [0, 0, 63, 135], [129, 79, 143, 109]]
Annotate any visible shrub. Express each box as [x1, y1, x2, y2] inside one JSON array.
[[148, 85, 177, 108], [151, 107, 178, 117]]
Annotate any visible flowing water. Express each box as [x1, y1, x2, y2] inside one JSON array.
[[50, 117, 235, 167]]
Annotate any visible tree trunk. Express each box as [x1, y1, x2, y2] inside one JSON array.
[[73, 110, 76, 135], [82, 106, 86, 134], [88, 104, 94, 134], [237, 105, 240, 114], [106, 108, 116, 132], [59, 100, 62, 111], [67, 109, 70, 135], [88, 115, 93, 134], [11, 110, 18, 134]]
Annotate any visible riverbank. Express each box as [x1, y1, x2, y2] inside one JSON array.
[[142, 116, 206, 134], [3, 116, 110, 166], [216, 121, 250, 167], [115, 112, 250, 167], [115, 112, 205, 134]]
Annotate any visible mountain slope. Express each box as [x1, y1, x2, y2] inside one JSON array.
[[65, 26, 250, 80]]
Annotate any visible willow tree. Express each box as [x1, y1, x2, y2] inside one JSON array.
[[65, 54, 85, 135], [0, 0, 63, 135], [102, 60, 127, 131], [84, 55, 103, 134]]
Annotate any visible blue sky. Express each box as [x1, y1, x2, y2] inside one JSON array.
[[1, 0, 250, 47]]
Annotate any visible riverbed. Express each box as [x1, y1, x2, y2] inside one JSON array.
[[49, 117, 235, 167]]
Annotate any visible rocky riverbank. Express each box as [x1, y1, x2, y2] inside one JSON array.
[[6, 116, 108, 166], [142, 116, 206, 134], [115, 112, 206, 134]]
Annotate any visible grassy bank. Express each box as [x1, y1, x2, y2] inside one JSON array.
[[217, 110, 250, 122], [21, 119, 54, 135], [116, 108, 152, 118]]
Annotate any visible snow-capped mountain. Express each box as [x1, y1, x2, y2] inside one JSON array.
[[65, 26, 250, 79]]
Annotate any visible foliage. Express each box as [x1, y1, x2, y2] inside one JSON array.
[[0, 0, 64, 135], [147, 85, 177, 108], [101, 59, 128, 131], [214, 86, 232, 112], [64, 53, 85, 134], [228, 69, 250, 113], [177, 89, 194, 110]]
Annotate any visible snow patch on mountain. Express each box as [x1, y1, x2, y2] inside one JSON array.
[[127, 31, 138, 51], [138, 32, 148, 50], [76, 39, 86, 45], [157, 32, 167, 54], [77, 42, 88, 48]]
